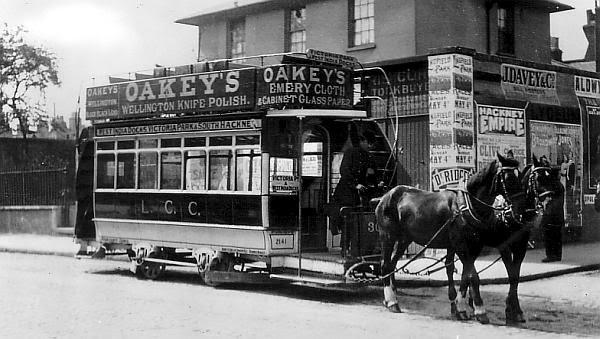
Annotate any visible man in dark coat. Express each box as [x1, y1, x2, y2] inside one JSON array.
[[540, 168, 565, 263], [74, 128, 97, 256], [331, 131, 377, 257]]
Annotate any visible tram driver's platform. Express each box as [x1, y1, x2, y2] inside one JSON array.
[[0, 233, 599, 287]]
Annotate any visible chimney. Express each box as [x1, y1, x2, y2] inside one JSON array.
[[584, 9, 598, 62], [550, 37, 563, 62]]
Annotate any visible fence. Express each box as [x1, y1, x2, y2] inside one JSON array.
[[0, 168, 73, 206]]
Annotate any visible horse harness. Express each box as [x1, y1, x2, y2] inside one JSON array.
[[526, 166, 556, 213], [449, 165, 524, 227]]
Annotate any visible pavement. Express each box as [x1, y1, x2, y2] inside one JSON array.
[[0, 232, 598, 286]]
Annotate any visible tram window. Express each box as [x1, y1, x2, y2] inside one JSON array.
[[209, 136, 232, 146], [161, 138, 181, 148], [139, 152, 158, 189], [161, 151, 182, 189], [184, 137, 206, 147], [185, 150, 206, 190], [236, 135, 260, 145], [236, 149, 261, 191], [139, 139, 158, 149], [97, 141, 115, 151], [117, 140, 135, 150], [116, 153, 136, 189], [97, 154, 115, 188], [209, 150, 233, 190]]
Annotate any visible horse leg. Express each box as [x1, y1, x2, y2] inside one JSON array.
[[445, 249, 459, 317], [381, 235, 400, 312], [501, 246, 527, 325], [467, 263, 489, 324], [381, 237, 410, 313], [454, 257, 472, 321]]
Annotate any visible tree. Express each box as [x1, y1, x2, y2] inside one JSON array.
[[0, 23, 60, 140]]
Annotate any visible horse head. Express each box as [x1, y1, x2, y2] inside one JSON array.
[[494, 152, 529, 224], [521, 155, 565, 228], [467, 152, 526, 223]]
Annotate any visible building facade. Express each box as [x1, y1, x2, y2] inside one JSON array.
[[175, 0, 600, 242], [177, 0, 568, 64]]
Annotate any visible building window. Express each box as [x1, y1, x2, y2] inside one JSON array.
[[497, 4, 514, 55], [349, 0, 374, 47], [229, 18, 246, 59], [288, 7, 306, 53]]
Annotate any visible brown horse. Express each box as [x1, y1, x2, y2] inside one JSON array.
[[375, 153, 529, 324]]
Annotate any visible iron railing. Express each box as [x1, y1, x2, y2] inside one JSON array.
[[0, 168, 73, 206]]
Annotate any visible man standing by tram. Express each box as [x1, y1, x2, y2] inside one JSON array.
[[331, 127, 378, 258]]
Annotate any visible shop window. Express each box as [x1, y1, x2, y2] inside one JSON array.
[[209, 150, 233, 190], [161, 151, 182, 189], [287, 7, 306, 53], [139, 152, 158, 189], [116, 153, 136, 189], [497, 4, 515, 55], [228, 18, 246, 59], [97, 154, 115, 188], [236, 149, 261, 191], [349, 0, 375, 48], [186, 150, 207, 191]]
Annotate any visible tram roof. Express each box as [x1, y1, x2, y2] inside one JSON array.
[[266, 109, 367, 119]]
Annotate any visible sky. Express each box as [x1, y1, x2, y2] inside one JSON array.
[[0, 0, 594, 126]]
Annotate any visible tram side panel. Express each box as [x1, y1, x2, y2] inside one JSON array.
[[91, 120, 300, 258]]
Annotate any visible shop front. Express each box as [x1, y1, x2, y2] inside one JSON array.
[[367, 47, 600, 242]]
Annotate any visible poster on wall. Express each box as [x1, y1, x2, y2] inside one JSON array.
[[574, 77, 600, 189], [587, 105, 600, 188], [530, 120, 582, 227], [368, 65, 429, 117], [476, 104, 526, 170], [428, 54, 475, 190]]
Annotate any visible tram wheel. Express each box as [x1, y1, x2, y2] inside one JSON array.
[[135, 251, 166, 280]]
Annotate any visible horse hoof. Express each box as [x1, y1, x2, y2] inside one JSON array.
[[387, 303, 402, 313], [450, 303, 458, 316], [506, 313, 526, 325], [455, 311, 469, 321], [476, 313, 490, 324]]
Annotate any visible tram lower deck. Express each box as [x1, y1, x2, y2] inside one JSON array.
[[83, 113, 391, 284]]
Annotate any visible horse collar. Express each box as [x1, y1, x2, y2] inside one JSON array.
[[453, 189, 485, 226]]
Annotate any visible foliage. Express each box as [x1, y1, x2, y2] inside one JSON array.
[[0, 23, 60, 139]]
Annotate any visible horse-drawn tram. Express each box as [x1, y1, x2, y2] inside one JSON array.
[[78, 51, 395, 286]]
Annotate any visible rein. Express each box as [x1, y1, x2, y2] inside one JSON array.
[[345, 211, 459, 282]]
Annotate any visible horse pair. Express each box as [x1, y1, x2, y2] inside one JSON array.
[[375, 154, 560, 324]]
